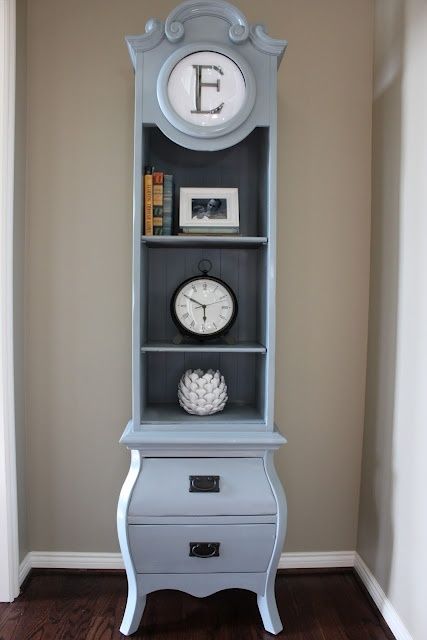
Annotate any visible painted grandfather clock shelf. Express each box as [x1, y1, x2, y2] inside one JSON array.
[[117, 0, 288, 635]]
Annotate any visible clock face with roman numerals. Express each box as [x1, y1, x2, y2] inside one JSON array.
[[171, 276, 237, 338]]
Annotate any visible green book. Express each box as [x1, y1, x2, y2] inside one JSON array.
[[162, 175, 174, 235]]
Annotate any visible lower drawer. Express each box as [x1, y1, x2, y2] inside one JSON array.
[[128, 523, 276, 574]]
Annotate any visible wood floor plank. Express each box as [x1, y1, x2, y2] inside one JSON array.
[[0, 570, 395, 640]]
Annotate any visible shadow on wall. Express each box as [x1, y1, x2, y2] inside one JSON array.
[[357, 0, 403, 596]]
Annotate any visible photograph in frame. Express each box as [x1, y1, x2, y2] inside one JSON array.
[[179, 187, 239, 232]]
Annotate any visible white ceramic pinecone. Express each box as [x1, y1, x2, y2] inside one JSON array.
[[178, 368, 228, 416]]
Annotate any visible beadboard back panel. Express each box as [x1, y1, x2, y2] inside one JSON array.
[[145, 127, 269, 237], [141, 351, 266, 427], [145, 246, 264, 345]]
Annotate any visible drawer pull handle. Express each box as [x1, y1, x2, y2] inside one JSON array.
[[189, 475, 220, 493], [189, 542, 220, 558]]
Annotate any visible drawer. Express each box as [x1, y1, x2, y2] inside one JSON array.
[[128, 458, 276, 517], [128, 523, 276, 574]]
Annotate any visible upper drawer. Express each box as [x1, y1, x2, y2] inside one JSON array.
[[128, 458, 276, 517]]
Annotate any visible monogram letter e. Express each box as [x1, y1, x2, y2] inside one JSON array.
[[191, 65, 224, 115]]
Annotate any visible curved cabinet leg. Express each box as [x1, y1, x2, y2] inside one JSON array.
[[120, 591, 146, 636], [259, 451, 287, 635], [117, 449, 145, 636], [257, 591, 282, 635]]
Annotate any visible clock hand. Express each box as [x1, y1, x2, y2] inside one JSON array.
[[195, 300, 222, 309], [193, 301, 207, 322], [183, 293, 204, 306], [182, 294, 208, 322]]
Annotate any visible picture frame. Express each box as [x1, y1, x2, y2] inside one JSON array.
[[179, 187, 239, 230]]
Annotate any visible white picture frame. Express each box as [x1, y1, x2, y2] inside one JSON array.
[[179, 187, 239, 229]]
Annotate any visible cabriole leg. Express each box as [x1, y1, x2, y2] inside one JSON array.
[[120, 591, 146, 636], [259, 451, 287, 635], [117, 449, 145, 635], [257, 591, 283, 635]]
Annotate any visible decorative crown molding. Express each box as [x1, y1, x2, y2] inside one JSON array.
[[126, 19, 165, 68], [165, 0, 249, 44], [250, 24, 288, 67], [125, 1, 287, 68]]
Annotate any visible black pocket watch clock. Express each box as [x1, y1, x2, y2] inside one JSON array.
[[171, 259, 238, 339]]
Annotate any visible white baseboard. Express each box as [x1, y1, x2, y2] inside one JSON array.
[[354, 553, 412, 640], [18, 549, 413, 640], [278, 550, 355, 569], [22, 551, 124, 573], [18, 553, 32, 585], [20, 550, 355, 578]]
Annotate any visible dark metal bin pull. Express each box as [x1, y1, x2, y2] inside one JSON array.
[[189, 475, 220, 492], [189, 542, 220, 558]]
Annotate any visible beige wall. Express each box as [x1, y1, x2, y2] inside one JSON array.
[[358, 0, 402, 590], [14, 0, 28, 563], [23, 0, 373, 552], [357, 1, 427, 638]]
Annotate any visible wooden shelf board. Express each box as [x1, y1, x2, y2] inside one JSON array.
[[119, 420, 287, 448], [141, 235, 267, 248], [141, 341, 267, 354], [140, 403, 264, 426]]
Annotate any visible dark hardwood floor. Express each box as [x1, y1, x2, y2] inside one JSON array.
[[0, 570, 394, 640]]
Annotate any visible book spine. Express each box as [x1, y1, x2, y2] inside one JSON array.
[[143, 168, 153, 236], [152, 172, 164, 235], [162, 175, 173, 236]]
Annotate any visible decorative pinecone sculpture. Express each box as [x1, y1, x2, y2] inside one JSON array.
[[178, 369, 228, 416]]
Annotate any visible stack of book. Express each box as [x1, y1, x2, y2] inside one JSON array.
[[143, 167, 174, 235]]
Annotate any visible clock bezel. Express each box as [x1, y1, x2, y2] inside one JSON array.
[[157, 43, 256, 139], [170, 275, 238, 339]]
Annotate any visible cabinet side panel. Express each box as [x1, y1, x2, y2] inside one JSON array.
[[132, 55, 143, 425], [265, 63, 278, 428]]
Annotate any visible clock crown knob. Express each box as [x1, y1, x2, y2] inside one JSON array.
[[198, 258, 212, 275]]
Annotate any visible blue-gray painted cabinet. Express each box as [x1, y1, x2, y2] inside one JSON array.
[[117, 1, 288, 634]]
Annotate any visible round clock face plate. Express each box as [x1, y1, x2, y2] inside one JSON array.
[[171, 276, 237, 338], [167, 51, 246, 128]]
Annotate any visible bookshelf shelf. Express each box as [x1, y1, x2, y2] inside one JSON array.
[[141, 341, 267, 353], [140, 403, 264, 426], [141, 235, 268, 248]]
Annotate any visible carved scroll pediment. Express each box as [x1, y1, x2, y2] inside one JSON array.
[[126, 0, 287, 69], [165, 0, 249, 44]]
